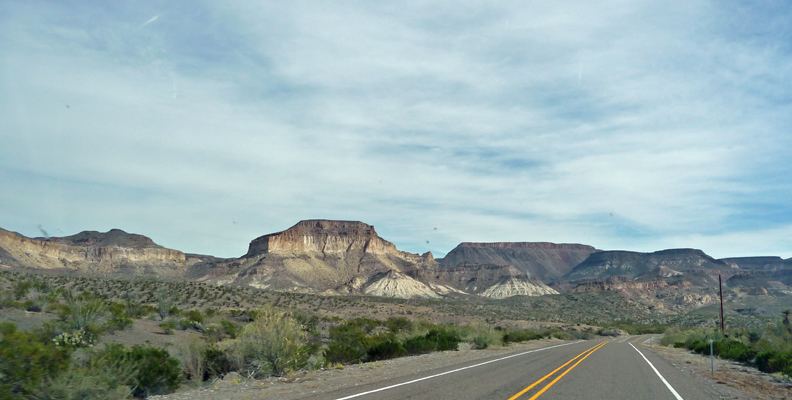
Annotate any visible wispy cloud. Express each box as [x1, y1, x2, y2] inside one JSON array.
[[1, 0, 791, 259]]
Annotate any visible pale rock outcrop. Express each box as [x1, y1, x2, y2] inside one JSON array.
[[192, 220, 439, 296], [363, 270, 439, 298], [479, 277, 558, 298], [409, 264, 557, 298], [0, 228, 186, 277]]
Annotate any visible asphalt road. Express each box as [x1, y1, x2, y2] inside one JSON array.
[[300, 336, 719, 400]]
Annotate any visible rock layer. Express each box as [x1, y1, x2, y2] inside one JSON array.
[[191, 220, 441, 297], [440, 242, 597, 281], [0, 228, 187, 277], [565, 248, 732, 281]]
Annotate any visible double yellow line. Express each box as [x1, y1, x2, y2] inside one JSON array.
[[507, 341, 608, 400]]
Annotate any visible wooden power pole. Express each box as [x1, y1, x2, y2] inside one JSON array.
[[719, 274, 725, 333]]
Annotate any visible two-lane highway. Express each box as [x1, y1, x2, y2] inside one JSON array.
[[300, 337, 719, 400]]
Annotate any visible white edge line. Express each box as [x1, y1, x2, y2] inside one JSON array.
[[629, 343, 684, 400], [333, 340, 583, 400]]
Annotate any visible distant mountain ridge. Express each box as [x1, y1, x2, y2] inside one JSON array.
[[188, 220, 557, 298], [440, 242, 597, 281], [564, 248, 732, 281], [2, 221, 790, 302], [0, 227, 188, 277], [720, 256, 792, 271]]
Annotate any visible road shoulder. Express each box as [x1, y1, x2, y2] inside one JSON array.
[[640, 342, 792, 400]]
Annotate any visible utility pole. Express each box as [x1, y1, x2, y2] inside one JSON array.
[[719, 274, 724, 333]]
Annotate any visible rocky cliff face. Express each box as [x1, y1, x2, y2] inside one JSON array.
[[564, 248, 732, 281], [190, 221, 559, 299], [440, 242, 598, 282], [408, 264, 558, 298], [570, 277, 671, 293], [720, 256, 790, 271], [190, 220, 440, 296], [247, 220, 398, 256], [0, 228, 187, 277]]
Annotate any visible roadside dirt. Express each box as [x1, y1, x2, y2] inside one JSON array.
[[645, 343, 792, 400]]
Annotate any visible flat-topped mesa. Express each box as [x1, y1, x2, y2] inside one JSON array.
[[458, 242, 597, 251], [564, 248, 732, 281], [440, 241, 599, 282], [246, 220, 398, 256]]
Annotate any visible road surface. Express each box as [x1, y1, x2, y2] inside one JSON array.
[[300, 336, 718, 400]]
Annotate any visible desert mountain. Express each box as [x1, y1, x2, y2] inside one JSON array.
[[564, 248, 733, 281], [0, 228, 188, 277], [0, 221, 558, 299], [188, 220, 438, 296], [5, 221, 788, 304], [409, 264, 558, 298], [720, 256, 792, 272], [188, 220, 560, 298], [440, 242, 597, 281]]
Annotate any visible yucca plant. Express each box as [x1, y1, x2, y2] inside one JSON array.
[[62, 292, 107, 333]]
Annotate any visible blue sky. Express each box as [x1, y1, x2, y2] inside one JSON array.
[[1, 1, 791, 259]]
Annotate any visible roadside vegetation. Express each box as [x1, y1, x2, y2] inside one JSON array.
[[661, 311, 792, 379], [0, 271, 604, 399], [3, 269, 783, 398]]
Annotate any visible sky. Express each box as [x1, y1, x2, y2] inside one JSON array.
[[1, 1, 791, 259]]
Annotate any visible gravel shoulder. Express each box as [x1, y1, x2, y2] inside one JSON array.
[[642, 343, 792, 400]]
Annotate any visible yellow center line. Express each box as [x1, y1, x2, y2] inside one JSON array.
[[507, 341, 608, 400], [630, 336, 645, 343], [526, 342, 607, 400]]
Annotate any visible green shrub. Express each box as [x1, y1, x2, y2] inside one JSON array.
[[465, 320, 501, 349], [595, 328, 621, 337], [324, 323, 370, 365], [12, 280, 32, 300], [177, 318, 194, 330], [203, 345, 236, 381], [159, 320, 177, 335], [325, 341, 368, 365], [385, 317, 413, 334], [36, 364, 134, 400], [178, 340, 206, 385], [367, 338, 407, 361], [122, 299, 149, 319], [186, 309, 204, 324], [99, 344, 181, 398], [104, 315, 134, 332], [220, 320, 240, 339], [237, 307, 309, 376], [0, 321, 71, 398], [0, 289, 12, 308], [403, 328, 461, 354], [61, 293, 107, 333], [755, 349, 792, 375], [204, 307, 219, 318], [502, 330, 544, 344], [664, 324, 792, 379], [426, 328, 461, 351]]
